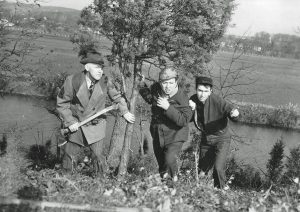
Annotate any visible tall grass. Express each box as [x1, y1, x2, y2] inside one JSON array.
[[237, 102, 299, 129]]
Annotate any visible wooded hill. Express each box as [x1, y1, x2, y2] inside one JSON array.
[[1, 1, 81, 32]]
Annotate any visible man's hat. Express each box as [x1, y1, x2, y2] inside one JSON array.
[[159, 68, 178, 81], [80, 51, 105, 66], [195, 76, 213, 87]]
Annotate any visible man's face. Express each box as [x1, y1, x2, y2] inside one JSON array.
[[160, 78, 177, 95], [196, 84, 212, 102], [86, 63, 104, 81]]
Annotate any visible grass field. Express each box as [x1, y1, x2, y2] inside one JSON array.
[[18, 35, 300, 107]]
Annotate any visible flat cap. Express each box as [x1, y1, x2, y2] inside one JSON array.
[[159, 68, 178, 81], [195, 76, 213, 87], [80, 51, 105, 66]]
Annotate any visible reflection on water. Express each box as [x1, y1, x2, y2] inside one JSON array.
[[230, 121, 300, 171], [1, 94, 299, 170], [0, 94, 59, 146]]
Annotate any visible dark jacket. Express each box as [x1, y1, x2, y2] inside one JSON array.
[[190, 93, 237, 142], [139, 82, 193, 146], [57, 71, 128, 145]]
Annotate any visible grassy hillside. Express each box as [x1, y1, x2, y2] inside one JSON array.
[[211, 52, 300, 106], [2, 33, 300, 107], [26, 36, 300, 106]]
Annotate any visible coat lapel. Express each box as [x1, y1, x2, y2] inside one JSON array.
[[85, 81, 104, 113], [76, 73, 89, 109]]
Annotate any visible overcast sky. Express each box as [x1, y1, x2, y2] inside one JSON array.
[[15, 0, 300, 36], [227, 0, 300, 36]]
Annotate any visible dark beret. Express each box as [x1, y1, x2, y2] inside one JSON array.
[[80, 51, 105, 66], [195, 76, 213, 87]]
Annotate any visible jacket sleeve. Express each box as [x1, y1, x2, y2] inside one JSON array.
[[165, 92, 193, 127], [106, 78, 129, 116], [56, 75, 78, 127], [220, 97, 239, 121], [189, 94, 198, 122]]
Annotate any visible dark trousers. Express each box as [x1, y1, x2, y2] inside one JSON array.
[[62, 138, 106, 175], [153, 140, 183, 178], [199, 136, 231, 188]]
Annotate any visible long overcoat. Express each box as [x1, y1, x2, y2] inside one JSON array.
[[57, 71, 128, 145], [139, 82, 192, 146]]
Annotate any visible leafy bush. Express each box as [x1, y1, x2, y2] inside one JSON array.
[[34, 72, 68, 99], [26, 140, 59, 170]]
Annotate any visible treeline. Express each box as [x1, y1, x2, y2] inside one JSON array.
[[220, 32, 300, 59]]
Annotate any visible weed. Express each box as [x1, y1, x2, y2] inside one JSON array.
[[0, 133, 8, 156], [26, 140, 59, 171], [17, 185, 43, 201]]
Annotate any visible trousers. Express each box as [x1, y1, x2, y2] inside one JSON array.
[[153, 139, 183, 178], [62, 137, 106, 175], [199, 135, 231, 188]]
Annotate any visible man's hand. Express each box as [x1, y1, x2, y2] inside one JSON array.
[[123, 112, 135, 123], [189, 100, 196, 111], [157, 97, 170, 110], [69, 122, 79, 132], [230, 109, 239, 118]]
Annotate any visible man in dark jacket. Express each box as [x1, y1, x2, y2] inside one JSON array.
[[57, 51, 135, 174], [139, 68, 193, 181], [189, 76, 239, 189]]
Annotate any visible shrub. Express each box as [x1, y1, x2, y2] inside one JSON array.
[[226, 157, 263, 190], [26, 140, 59, 170], [0, 133, 8, 156], [269, 103, 298, 128], [237, 102, 299, 129], [283, 145, 300, 183], [266, 138, 285, 185]]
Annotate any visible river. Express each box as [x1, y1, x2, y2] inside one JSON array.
[[0, 94, 299, 171]]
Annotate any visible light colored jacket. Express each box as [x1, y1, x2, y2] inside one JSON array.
[[57, 71, 128, 145]]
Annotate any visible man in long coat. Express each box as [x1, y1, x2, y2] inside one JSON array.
[[139, 68, 193, 181], [57, 51, 135, 174], [189, 76, 239, 189]]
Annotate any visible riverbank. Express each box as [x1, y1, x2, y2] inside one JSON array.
[[233, 100, 300, 130], [1, 77, 300, 131]]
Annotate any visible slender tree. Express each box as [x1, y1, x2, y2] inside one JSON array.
[[78, 0, 235, 178]]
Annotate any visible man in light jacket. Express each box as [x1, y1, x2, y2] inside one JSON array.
[[57, 50, 135, 175]]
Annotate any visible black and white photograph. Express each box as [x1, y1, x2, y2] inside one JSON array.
[[0, 0, 300, 211]]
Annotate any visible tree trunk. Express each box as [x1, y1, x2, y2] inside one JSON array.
[[106, 114, 127, 170], [107, 65, 128, 172], [117, 88, 139, 179], [118, 61, 140, 179]]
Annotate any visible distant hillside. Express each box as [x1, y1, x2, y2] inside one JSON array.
[[1, 1, 81, 28]]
